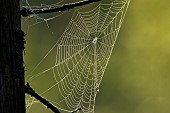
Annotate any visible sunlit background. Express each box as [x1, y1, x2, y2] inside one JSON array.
[[22, 0, 170, 113]]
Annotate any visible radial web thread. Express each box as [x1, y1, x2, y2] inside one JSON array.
[[26, 0, 130, 113]]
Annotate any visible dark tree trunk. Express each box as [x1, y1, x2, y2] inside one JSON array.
[[0, 0, 25, 113]]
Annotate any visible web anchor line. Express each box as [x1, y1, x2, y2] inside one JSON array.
[[21, 0, 101, 17]]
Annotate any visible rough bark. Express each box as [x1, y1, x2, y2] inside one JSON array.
[[0, 0, 25, 113]]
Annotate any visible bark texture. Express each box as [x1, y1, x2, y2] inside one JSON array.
[[0, 0, 25, 113]]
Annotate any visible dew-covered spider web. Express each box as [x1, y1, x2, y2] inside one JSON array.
[[22, 0, 130, 113]]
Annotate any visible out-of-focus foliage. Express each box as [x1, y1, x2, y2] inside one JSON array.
[[23, 0, 170, 113]]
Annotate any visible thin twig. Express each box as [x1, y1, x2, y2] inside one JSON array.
[[21, 0, 101, 17], [25, 83, 60, 113]]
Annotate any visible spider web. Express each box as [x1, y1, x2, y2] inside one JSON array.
[[24, 0, 130, 113]]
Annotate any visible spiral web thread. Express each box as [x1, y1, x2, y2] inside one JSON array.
[[26, 0, 130, 113]]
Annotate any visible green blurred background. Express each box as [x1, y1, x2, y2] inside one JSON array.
[[22, 0, 170, 113]]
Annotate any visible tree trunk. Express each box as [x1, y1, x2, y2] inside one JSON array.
[[0, 0, 25, 113]]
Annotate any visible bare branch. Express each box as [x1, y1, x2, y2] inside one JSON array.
[[25, 83, 60, 113], [21, 0, 101, 17]]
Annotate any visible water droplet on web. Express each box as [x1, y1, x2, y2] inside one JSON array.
[[92, 37, 98, 44]]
